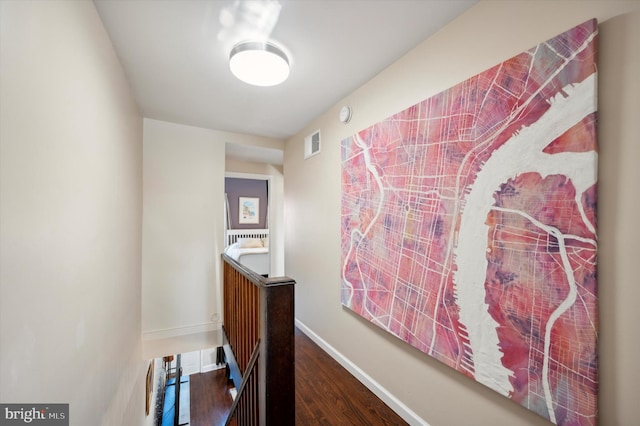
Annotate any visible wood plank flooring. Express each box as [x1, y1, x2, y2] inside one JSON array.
[[189, 367, 234, 426], [294, 327, 407, 425], [188, 327, 407, 425]]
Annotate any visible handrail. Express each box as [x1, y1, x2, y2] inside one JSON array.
[[222, 253, 296, 426], [223, 252, 296, 288], [174, 355, 181, 426]]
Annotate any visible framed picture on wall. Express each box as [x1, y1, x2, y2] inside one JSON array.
[[239, 197, 259, 224], [145, 361, 154, 415]]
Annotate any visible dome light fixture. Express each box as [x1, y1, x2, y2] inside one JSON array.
[[229, 41, 290, 87]]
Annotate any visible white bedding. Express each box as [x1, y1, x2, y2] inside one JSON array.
[[225, 243, 268, 261], [224, 240, 270, 276]]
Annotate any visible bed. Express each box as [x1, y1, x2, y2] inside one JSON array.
[[224, 229, 270, 276]]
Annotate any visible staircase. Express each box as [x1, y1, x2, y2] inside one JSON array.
[[161, 375, 190, 426]]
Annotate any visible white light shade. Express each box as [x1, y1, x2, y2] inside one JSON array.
[[229, 41, 290, 87]]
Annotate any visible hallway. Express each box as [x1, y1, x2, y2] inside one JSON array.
[[187, 327, 408, 425]]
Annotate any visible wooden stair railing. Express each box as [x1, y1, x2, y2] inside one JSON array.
[[222, 253, 296, 426]]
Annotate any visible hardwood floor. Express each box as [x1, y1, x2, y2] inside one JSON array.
[[294, 327, 407, 425], [189, 368, 234, 426], [188, 327, 407, 425]]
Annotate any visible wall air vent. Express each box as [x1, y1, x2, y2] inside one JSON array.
[[304, 129, 321, 159]]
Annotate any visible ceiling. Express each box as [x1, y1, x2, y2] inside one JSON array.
[[94, 0, 477, 145]]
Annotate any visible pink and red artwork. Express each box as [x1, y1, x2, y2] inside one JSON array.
[[341, 20, 598, 425]]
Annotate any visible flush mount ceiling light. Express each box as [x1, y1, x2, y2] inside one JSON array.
[[229, 41, 290, 87]]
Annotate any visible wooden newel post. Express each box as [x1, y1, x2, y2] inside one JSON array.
[[222, 253, 295, 426], [260, 278, 296, 426]]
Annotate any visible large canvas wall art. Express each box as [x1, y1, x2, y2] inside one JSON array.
[[341, 20, 598, 425]]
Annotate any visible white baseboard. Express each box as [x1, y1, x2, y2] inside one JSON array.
[[200, 363, 225, 373], [295, 319, 430, 426], [200, 346, 224, 373], [143, 321, 221, 340]]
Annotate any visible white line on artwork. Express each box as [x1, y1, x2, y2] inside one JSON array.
[[452, 73, 597, 423], [427, 28, 599, 367], [492, 206, 587, 422], [343, 132, 391, 327]]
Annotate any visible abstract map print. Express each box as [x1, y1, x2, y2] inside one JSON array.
[[341, 20, 598, 425]]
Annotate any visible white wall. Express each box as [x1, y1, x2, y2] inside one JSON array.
[[142, 120, 284, 338], [142, 119, 226, 339], [597, 8, 640, 425], [285, 1, 640, 425], [225, 158, 286, 277], [0, 1, 145, 425]]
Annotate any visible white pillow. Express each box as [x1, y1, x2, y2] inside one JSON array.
[[237, 238, 263, 249]]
